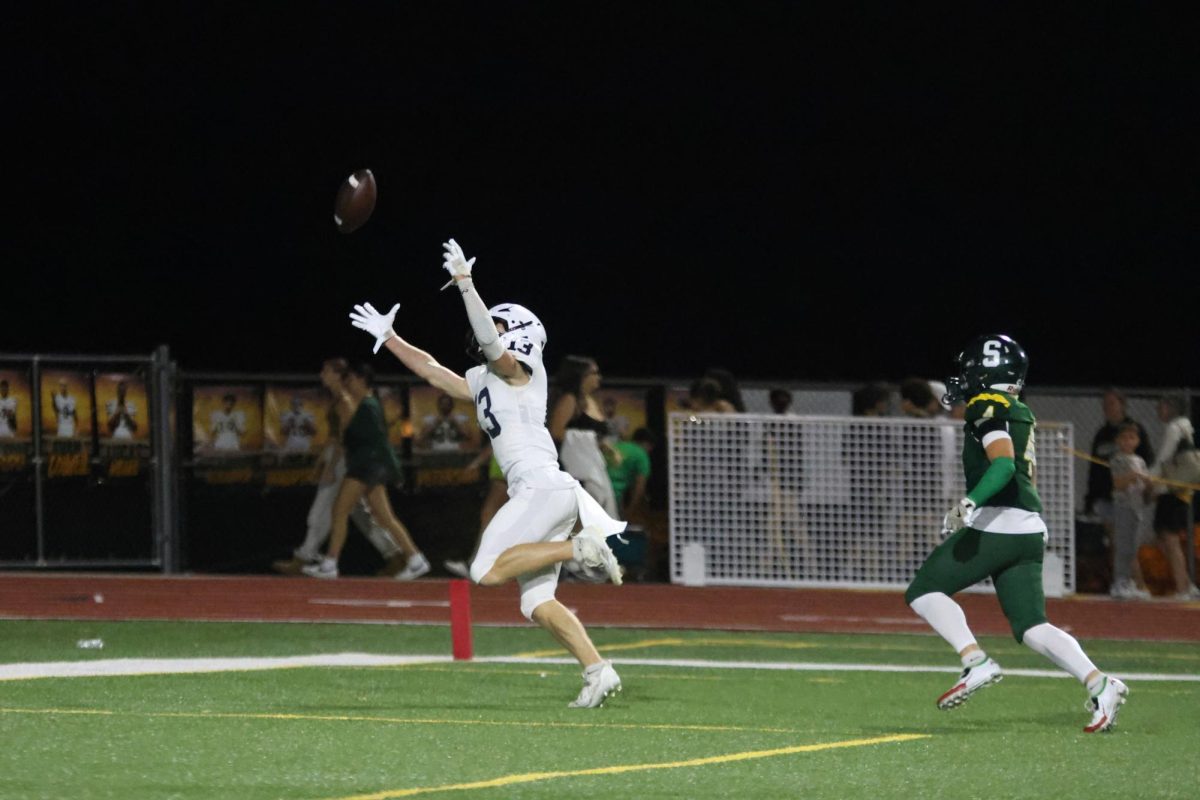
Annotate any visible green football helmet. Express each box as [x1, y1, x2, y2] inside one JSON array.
[[942, 334, 1029, 405]]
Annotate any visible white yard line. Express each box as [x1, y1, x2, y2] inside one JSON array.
[[1, 653, 1197, 682]]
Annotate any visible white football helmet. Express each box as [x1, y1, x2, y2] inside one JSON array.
[[489, 303, 546, 351]]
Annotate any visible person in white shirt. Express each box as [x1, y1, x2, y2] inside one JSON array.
[[0, 380, 17, 438], [348, 238, 627, 709], [279, 395, 317, 452], [1149, 394, 1200, 600], [210, 393, 246, 452], [106, 381, 138, 440], [52, 380, 77, 437]]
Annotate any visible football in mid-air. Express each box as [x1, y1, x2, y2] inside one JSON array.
[[333, 169, 377, 233]]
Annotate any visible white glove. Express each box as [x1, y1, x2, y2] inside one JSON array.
[[439, 238, 476, 290], [942, 497, 977, 535], [348, 302, 400, 354]]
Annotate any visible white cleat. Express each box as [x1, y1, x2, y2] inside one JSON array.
[[1083, 676, 1129, 733], [571, 528, 623, 586], [393, 552, 431, 581], [442, 559, 470, 578], [937, 657, 1003, 710], [569, 660, 622, 708]]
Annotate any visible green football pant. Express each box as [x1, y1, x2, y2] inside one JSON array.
[[904, 526, 1048, 643]]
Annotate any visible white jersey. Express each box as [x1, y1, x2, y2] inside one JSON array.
[[210, 409, 246, 451], [465, 344, 572, 489], [106, 399, 138, 439], [280, 408, 316, 451], [54, 394, 77, 437], [0, 396, 17, 437]]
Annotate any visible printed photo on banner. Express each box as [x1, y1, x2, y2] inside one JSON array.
[[665, 386, 692, 416], [95, 373, 149, 442], [192, 385, 263, 455], [375, 385, 411, 448], [597, 388, 647, 443], [0, 369, 33, 441], [40, 370, 94, 444], [410, 385, 480, 452], [264, 385, 330, 453]]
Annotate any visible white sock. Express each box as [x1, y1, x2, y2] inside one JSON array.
[[1086, 673, 1107, 696], [962, 650, 987, 669], [909, 592, 977, 654], [1022, 623, 1098, 684]]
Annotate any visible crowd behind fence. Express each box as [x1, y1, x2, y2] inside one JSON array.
[[0, 349, 1193, 592]]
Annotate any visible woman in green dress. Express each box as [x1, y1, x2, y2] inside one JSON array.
[[304, 362, 429, 579]]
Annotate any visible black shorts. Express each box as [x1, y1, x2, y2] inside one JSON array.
[[1153, 493, 1190, 534], [345, 460, 399, 488]]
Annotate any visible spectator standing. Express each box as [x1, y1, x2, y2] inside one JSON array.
[[686, 377, 737, 413], [768, 388, 794, 415], [1149, 394, 1200, 600], [416, 392, 475, 452], [550, 356, 621, 516], [1085, 388, 1155, 520], [607, 428, 655, 522], [704, 368, 746, 412], [1108, 422, 1153, 599]]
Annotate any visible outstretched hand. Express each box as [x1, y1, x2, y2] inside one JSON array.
[[439, 238, 476, 290], [349, 302, 400, 354]]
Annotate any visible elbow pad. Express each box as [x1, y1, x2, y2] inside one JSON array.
[[458, 279, 504, 361]]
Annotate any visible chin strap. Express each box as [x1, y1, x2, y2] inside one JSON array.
[[456, 278, 504, 362]]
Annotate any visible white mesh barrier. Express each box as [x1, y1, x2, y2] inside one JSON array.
[[669, 413, 1075, 592]]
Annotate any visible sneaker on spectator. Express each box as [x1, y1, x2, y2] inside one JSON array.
[[394, 552, 431, 581], [301, 559, 338, 579], [1174, 584, 1200, 602], [443, 559, 470, 578]]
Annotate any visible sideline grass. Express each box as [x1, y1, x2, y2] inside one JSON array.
[[0, 621, 1197, 799]]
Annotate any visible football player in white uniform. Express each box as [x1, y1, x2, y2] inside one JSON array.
[[106, 381, 138, 440], [0, 380, 17, 438], [210, 393, 246, 452], [279, 395, 317, 452], [349, 239, 627, 708], [52, 380, 77, 437]]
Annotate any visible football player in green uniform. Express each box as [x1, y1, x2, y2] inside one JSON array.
[[905, 335, 1129, 733]]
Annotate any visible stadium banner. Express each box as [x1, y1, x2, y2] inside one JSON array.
[[261, 384, 329, 486], [0, 368, 33, 472], [375, 385, 411, 448], [40, 369, 94, 478], [410, 385, 481, 454], [598, 388, 647, 442], [95, 372, 150, 477], [192, 384, 263, 484]]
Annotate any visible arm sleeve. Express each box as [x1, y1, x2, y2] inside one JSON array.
[[965, 456, 1016, 505], [456, 279, 503, 361]]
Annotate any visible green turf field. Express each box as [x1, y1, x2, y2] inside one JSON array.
[[1, 620, 1197, 799]]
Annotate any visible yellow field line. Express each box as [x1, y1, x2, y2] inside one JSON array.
[[0, 707, 805, 735], [325, 733, 930, 800], [389, 666, 721, 681], [512, 637, 820, 658]]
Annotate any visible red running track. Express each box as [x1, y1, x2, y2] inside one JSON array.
[[0, 573, 1197, 642]]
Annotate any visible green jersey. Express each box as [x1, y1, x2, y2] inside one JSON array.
[[962, 391, 1041, 514]]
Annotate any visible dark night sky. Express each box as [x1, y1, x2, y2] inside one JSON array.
[[8, 3, 1198, 387]]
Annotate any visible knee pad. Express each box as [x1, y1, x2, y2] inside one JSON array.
[[520, 584, 557, 621], [468, 554, 496, 585]]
